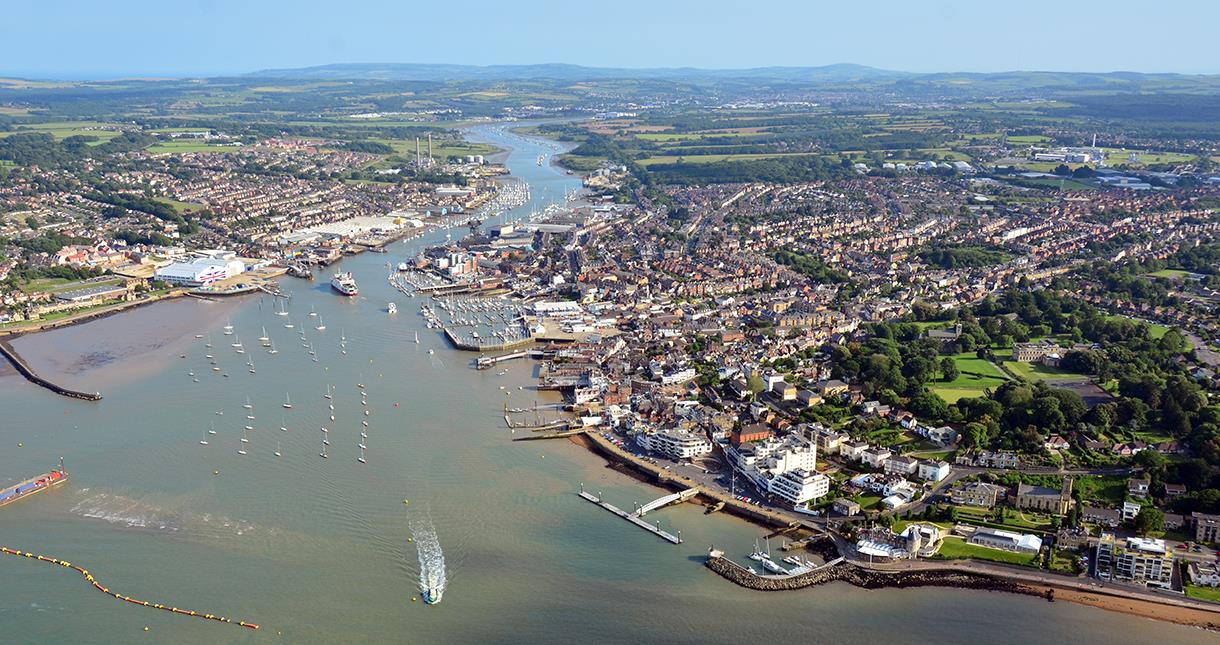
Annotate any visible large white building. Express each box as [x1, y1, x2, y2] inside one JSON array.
[[636, 428, 712, 460], [768, 468, 830, 505], [154, 254, 245, 286]]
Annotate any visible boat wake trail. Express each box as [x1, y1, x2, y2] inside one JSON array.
[[409, 515, 446, 605]]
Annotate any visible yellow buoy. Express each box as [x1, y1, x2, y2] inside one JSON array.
[[403, 499, 409, 504], [17, 443, 22, 448], [411, 597, 417, 602], [143, 626, 149, 632], [213, 470, 220, 475]]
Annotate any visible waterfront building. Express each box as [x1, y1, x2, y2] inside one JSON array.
[[155, 256, 246, 286], [768, 468, 830, 506], [1094, 534, 1173, 588], [967, 528, 1043, 554], [636, 428, 712, 460]]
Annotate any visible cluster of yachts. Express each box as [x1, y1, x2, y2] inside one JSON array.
[[183, 299, 380, 463], [746, 538, 816, 576]]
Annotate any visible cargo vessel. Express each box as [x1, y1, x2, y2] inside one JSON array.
[[331, 272, 359, 296], [0, 458, 68, 508]]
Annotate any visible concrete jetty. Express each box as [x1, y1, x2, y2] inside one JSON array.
[[0, 339, 101, 401], [577, 487, 682, 544]]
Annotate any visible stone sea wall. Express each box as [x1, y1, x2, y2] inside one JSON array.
[[705, 555, 1046, 599]]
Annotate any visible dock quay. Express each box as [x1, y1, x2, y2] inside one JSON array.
[[444, 328, 535, 352], [577, 486, 683, 544], [476, 348, 550, 369], [511, 427, 590, 441], [0, 339, 101, 401]]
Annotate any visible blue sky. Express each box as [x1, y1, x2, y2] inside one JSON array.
[[5, 0, 1218, 78]]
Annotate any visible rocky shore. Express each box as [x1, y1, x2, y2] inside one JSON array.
[[705, 553, 1046, 599]]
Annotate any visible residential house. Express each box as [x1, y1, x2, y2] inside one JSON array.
[[832, 498, 861, 516], [883, 455, 919, 476], [1082, 506, 1122, 528], [862, 447, 893, 469], [916, 460, 950, 483], [951, 481, 1007, 508]]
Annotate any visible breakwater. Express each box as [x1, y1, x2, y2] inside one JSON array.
[[0, 339, 101, 401], [704, 553, 1045, 599], [1, 547, 259, 629]]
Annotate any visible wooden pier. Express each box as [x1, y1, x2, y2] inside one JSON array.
[[577, 487, 682, 544]]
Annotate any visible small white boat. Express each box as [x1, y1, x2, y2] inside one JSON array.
[[283, 394, 293, 409], [324, 385, 333, 400], [274, 442, 282, 457], [223, 321, 234, 336], [388, 302, 398, 315], [199, 429, 209, 446], [242, 397, 253, 410], [258, 327, 269, 343], [414, 331, 420, 344]]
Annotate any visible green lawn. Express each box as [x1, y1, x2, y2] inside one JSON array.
[[1184, 585, 1220, 603], [929, 353, 1009, 402], [932, 536, 1039, 566], [152, 197, 206, 213], [1105, 315, 1174, 341], [1074, 475, 1127, 506], [1148, 269, 1192, 279], [1003, 358, 1088, 383]]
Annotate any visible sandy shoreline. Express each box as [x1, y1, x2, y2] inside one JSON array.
[[1033, 583, 1220, 631]]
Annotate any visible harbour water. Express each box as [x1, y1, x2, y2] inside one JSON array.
[[0, 124, 1213, 644]]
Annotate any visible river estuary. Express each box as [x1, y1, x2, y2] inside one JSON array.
[[0, 124, 1213, 644]]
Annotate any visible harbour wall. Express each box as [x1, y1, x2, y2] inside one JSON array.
[[0, 339, 102, 401], [704, 555, 1046, 598]]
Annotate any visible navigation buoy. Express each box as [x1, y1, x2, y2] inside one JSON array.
[[412, 597, 417, 602], [144, 626, 149, 632], [403, 499, 409, 505], [213, 470, 220, 475], [17, 443, 22, 448]]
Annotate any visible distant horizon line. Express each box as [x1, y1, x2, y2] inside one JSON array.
[[4, 61, 1220, 82]]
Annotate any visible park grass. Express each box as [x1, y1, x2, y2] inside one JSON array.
[[1185, 585, 1220, 603], [929, 353, 1008, 402], [1003, 358, 1088, 384], [1147, 269, 1192, 279], [929, 387, 988, 403], [932, 536, 1039, 567], [153, 197, 206, 213], [1104, 314, 1172, 340]]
